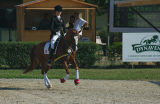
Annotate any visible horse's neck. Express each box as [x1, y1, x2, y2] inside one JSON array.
[[56, 31, 74, 55], [57, 37, 69, 55], [64, 34, 72, 46], [64, 31, 74, 46]]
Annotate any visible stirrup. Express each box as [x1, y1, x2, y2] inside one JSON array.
[[47, 62, 52, 67], [47, 63, 52, 67], [47, 53, 56, 66]]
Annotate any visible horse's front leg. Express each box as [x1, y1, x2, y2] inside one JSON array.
[[74, 64, 79, 85], [60, 61, 70, 83], [70, 52, 79, 85]]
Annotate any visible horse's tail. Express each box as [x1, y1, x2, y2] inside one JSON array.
[[23, 45, 38, 74]]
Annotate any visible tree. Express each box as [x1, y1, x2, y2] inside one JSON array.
[[83, 0, 108, 15]]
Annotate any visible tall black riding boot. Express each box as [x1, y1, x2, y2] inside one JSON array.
[[47, 48, 55, 66], [47, 38, 60, 66]]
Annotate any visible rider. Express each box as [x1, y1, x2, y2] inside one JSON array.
[[47, 5, 66, 66], [72, 12, 88, 51]]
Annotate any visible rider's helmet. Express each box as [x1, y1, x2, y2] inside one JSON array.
[[54, 5, 62, 12]]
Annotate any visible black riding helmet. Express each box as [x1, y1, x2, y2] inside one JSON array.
[[54, 5, 62, 12]]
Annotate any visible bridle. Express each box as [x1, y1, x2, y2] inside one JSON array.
[[53, 30, 75, 63]]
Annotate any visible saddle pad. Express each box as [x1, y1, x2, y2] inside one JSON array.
[[44, 42, 50, 54]]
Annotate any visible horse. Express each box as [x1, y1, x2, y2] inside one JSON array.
[[23, 29, 79, 88]]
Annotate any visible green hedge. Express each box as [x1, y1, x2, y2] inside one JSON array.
[[107, 42, 122, 59], [0, 42, 100, 68], [0, 42, 38, 68], [76, 42, 101, 67]]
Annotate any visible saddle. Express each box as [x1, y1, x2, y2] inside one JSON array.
[[44, 41, 50, 54], [44, 38, 72, 63], [44, 36, 62, 54]]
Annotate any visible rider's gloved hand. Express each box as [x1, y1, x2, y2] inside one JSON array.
[[63, 33, 66, 36]]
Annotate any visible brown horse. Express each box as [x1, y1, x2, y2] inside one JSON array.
[[23, 29, 79, 88]]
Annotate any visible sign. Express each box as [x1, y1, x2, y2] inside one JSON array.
[[80, 37, 90, 42], [123, 32, 160, 62]]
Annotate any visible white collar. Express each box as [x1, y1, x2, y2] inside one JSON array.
[[57, 16, 61, 19]]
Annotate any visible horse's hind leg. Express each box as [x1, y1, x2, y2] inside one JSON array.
[[60, 61, 70, 83], [40, 59, 52, 88], [43, 72, 52, 88]]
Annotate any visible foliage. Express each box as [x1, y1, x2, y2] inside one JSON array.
[[77, 42, 101, 67], [0, 42, 100, 68], [97, 29, 122, 46], [97, 29, 107, 43], [83, 0, 108, 15], [0, 42, 39, 68], [107, 42, 122, 60], [0, 42, 8, 66]]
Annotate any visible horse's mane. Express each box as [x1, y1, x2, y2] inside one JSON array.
[[56, 29, 75, 55], [64, 29, 75, 45]]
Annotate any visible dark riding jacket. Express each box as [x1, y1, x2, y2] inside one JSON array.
[[50, 16, 66, 38]]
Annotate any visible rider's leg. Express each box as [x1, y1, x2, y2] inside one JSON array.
[[47, 48, 55, 66], [47, 33, 60, 66]]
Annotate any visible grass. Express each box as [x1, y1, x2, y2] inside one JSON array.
[[0, 68, 160, 80]]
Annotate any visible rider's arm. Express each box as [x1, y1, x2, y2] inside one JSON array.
[[50, 16, 56, 34], [62, 18, 66, 34]]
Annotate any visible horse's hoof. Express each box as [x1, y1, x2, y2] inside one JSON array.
[[60, 78, 66, 83], [74, 79, 79, 85], [46, 84, 52, 89]]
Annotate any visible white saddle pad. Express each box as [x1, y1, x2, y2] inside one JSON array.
[[44, 42, 50, 54]]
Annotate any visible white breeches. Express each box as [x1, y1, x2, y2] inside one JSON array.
[[50, 31, 61, 49]]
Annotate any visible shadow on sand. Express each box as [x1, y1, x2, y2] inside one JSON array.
[[149, 81, 160, 86], [0, 87, 25, 90]]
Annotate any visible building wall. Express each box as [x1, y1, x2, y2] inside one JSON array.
[[17, 0, 96, 42], [23, 0, 33, 3], [0, 0, 22, 8], [0, 29, 17, 41], [0, 0, 21, 41]]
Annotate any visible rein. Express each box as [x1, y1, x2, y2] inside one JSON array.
[[53, 53, 68, 63], [53, 32, 74, 63]]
